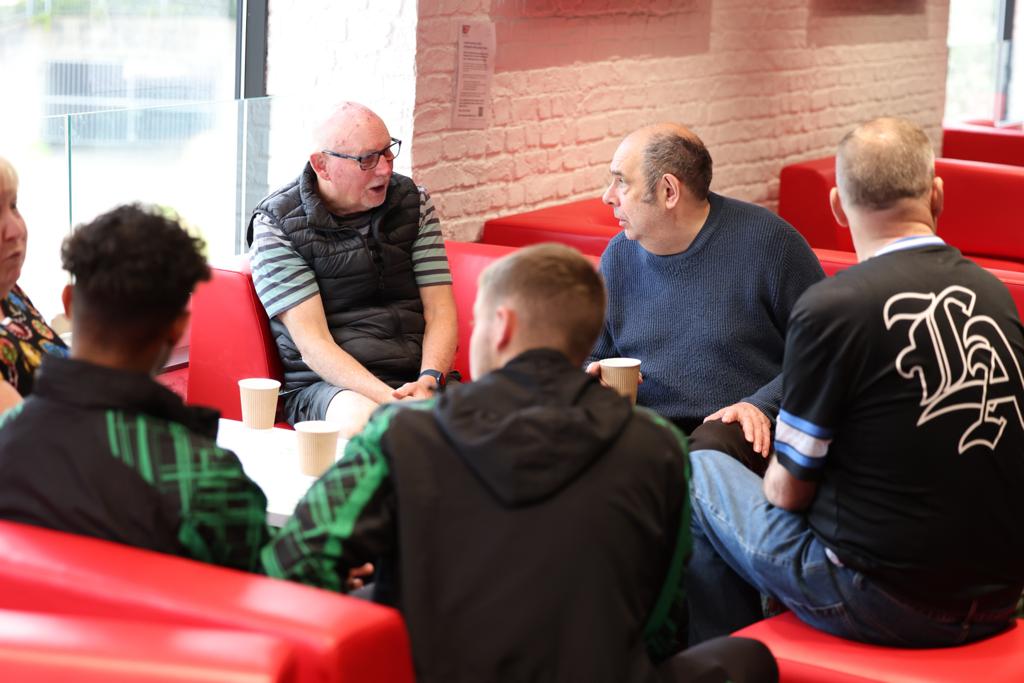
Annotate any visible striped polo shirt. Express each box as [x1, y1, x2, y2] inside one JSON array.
[[250, 187, 451, 319]]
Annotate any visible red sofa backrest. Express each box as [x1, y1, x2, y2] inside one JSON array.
[[481, 197, 619, 256], [187, 256, 283, 420], [812, 248, 858, 277], [936, 158, 1024, 265], [0, 521, 414, 683], [779, 156, 1024, 269], [0, 608, 298, 683], [943, 122, 1024, 167], [445, 241, 600, 381], [778, 156, 849, 251], [446, 241, 520, 380]]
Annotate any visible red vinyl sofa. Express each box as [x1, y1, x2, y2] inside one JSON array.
[[481, 197, 617, 256], [187, 243, 595, 405], [187, 255, 284, 422], [778, 155, 1024, 271], [157, 243, 1024, 682], [0, 521, 414, 683], [187, 244, 1024, 417], [735, 612, 1024, 683], [942, 119, 1024, 167], [0, 607, 298, 682]]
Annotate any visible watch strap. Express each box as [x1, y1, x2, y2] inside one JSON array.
[[419, 369, 446, 389]]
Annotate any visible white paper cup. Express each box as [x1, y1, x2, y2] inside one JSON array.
[[599, 358, 641, 404], [238, 378, 281, 430], [295, 420, 341, 477]]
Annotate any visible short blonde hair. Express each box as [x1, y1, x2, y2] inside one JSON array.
[[0, 157, 18, 195], [478, 243, 606, 363]]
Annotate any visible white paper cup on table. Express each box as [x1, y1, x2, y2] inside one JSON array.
[[295, 420, 341, 477], [599, 358, 641, 404], [238, 378, 281, 430]]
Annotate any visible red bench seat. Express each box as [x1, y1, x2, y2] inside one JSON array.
[[0, 608, 297, 682], [0, 521, 414, 683], [735, 613, 1024, 683]]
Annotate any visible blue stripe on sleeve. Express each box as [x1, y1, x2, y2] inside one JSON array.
[[775, 441, 827, 470], [778, 409, 834, 439]]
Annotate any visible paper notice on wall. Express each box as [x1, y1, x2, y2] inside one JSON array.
[[453, 21, 495, 129]]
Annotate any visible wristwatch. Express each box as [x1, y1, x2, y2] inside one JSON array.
[[419, 369, 446, 390]]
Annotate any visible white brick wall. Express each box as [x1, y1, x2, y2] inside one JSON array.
[[414, 0, 951, 240], [264, 0, 417, 178], [265, 1, 951, 241]]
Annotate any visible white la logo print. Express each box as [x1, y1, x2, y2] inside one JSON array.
[[883, 286, 1024, 453]]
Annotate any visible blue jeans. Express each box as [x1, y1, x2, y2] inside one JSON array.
[[687, 449, 1017, 646]]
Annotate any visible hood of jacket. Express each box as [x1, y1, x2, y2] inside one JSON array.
[[434, 348, 634, 507]]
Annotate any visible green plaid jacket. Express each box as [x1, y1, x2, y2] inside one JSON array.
[[0, 356, 268, 572]]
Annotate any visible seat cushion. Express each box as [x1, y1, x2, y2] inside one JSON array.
[[0, 521, 414, 683], [0, 608, 297, 683], [734, 613, 1024, 683]]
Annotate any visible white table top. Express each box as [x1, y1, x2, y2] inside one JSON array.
[[216, 418, 347, 526]]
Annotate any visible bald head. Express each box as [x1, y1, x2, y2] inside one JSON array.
[[312, 102, 388, 156], [836, 117, 935, 211], [625, 123, 712, 201], [308, 101, 395, 214]]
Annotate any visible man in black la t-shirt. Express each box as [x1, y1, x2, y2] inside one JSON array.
[[686, 117, 1024, 646]]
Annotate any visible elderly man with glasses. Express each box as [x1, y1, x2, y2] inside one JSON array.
[[246, 102, 457, 436]]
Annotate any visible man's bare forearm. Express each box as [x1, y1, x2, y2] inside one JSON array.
[[299, 337, 395, 404], [279, 295, 394, 404], [419, 285, 458, 375]]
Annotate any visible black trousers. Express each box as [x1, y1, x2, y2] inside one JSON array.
[[658, 636, 778, 683], [688, 419, 770, 477]]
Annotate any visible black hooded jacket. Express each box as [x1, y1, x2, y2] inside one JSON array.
[[265, 349, 692, 683]]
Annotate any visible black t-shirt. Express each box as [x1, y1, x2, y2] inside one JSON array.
[[776, 239, 1024, 600]]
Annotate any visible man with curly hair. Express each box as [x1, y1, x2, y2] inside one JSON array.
[[0, 205, 269, 572]]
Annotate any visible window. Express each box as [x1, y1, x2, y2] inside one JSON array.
[[945, 0, 1019, 123], [0, 0, 266, 321]]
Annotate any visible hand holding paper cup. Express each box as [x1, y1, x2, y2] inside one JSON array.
[[295, 420, 342, 477], [598, 358, 641, 404], [238, 378, 281, 429]]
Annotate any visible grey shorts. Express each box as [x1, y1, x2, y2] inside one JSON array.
[[282, 381, 345, 424]]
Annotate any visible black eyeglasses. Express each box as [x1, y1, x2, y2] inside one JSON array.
[[321, 138, 401, 171]]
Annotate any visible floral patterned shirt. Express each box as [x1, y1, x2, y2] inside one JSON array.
[[0, 285, 68, 397]]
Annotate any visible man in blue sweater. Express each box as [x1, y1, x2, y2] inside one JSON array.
[[587, 124, 823, 471]]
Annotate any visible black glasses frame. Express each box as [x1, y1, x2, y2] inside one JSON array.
[[321, 137, 401, 171]]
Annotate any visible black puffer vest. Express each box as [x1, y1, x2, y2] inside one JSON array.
[[247, 164, 424, 392]]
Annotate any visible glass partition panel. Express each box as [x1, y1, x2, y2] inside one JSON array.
[[10, 94, 415, 326], [66, 95, 416, 262], [68, 99, 243, 261]]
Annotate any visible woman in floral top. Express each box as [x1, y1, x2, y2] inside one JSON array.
[[0, 157, 67, 412]]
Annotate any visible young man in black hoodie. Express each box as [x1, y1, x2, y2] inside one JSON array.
[[263, 243, 776, 682]]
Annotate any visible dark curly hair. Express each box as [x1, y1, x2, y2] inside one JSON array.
[[61, 204, 209, 340]]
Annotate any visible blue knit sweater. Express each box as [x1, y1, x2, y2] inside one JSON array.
[[589, 192, 824, 433]]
